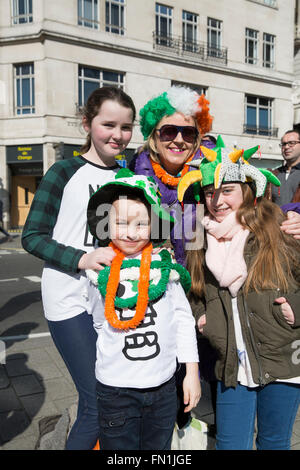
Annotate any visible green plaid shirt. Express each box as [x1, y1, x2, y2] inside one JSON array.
[[22, 157, 87, 273]]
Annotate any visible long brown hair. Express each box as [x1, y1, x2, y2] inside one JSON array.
[[186, 183, 300, 298], [80, 86, 136, 154]]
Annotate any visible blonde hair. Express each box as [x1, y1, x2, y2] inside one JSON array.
[[139, 116, 202, 164], [186, 183, 300, 298]]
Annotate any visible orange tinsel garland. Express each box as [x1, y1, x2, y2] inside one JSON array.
[[104, 242, 152, 330], [150, 155, 194, 187]]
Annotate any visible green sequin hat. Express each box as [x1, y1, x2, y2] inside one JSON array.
[[177, 135, 281, 202], [87, 168, 174, 246]]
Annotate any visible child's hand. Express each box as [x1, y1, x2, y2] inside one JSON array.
[[275, 297, 295, 325], [280, 211, 300, 239], [152, 246, 164, 254], [197, 315, 206, 334], [152, 246, 175, 258], [183, 363, 201, 413], [78, 247, 116, 271]]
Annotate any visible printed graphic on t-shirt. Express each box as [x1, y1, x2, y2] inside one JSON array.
[[84, 183, 105, 247], [116, 280, 161, 361]]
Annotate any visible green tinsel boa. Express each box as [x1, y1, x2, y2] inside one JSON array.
[[97, 249, 191, 308]]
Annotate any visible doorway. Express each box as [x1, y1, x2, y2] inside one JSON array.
[[11, 175, 36, 228]]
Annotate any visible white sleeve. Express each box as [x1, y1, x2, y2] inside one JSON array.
[[170, 282, 199, 364], [86, 280, 105, 331]]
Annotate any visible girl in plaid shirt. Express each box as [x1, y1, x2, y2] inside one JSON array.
[[22, 87, 136, 449]]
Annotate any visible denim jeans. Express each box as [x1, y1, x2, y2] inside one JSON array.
[[48, 311, 99, 450], [96, 376, 178, 450], [216, 381, 300, 450]]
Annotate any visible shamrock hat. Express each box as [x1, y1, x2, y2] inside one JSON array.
[[139, 85, 213, 140], [87, 168, 174, 247], [177, 135, 281, 202]]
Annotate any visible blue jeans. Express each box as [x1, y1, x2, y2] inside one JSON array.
[[216, 381, 300, 450], [96, 376, 178, 450], [48, 311, 99, 450]]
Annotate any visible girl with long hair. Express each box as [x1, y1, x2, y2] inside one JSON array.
[[22, 86, 136, 449], [179, 136, 300, 450]]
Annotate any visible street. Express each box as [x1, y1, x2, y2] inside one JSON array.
[[0, 246, 47, 340], [0, 237, 78, 449]]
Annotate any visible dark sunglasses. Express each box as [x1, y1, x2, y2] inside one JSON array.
[[156, 125, 198, 143]]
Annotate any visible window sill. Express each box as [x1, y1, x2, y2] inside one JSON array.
[[246, 0, 278, 10]]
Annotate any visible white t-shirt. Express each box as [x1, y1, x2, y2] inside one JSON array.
[[87, 256, 199, 389], [41, 160, 119, 321]]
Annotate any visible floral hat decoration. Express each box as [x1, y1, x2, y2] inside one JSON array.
[[139, 85, 213, 140], [87, 168, 174, 247], [177, 135, 281, 202]]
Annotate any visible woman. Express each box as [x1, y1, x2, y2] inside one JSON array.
[[130, 86, 213, 266], [131, 87, 300, 253], [179, 136, 300, 450]]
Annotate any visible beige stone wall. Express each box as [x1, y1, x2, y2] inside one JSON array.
[[0, 0, 296, 225]]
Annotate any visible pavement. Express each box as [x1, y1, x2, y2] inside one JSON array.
[[0, 232, 300, 450]]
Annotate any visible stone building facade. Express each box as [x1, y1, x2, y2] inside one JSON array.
[[0, 0, 295, 227]]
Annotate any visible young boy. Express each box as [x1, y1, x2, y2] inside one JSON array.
[[86, 169, 200, 450]]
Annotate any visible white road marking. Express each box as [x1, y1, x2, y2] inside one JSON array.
[[0, 332, 51, 341], [0, 276, 41, 283], [23, 276, 42, 283]]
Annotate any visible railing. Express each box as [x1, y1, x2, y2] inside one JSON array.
[[243, 124, 278, 137], [105, 23, 125, 35], [153, 32, 228, 65]]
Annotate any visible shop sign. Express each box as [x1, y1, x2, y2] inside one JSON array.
[[6, 145, 43, 163], [63, 144, 82, 159]]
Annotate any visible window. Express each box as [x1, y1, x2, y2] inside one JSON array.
[[247, 0, 277, 7], [263, 0, 277, 6], [14, 63, 35, 115], [244, 95, 277, 136], [78, 0, 99, 29], [263, 33, 275, 68], [172, 81, 207, 96], [105, 0, 125, 35], [245, 28, 258, 65], [78, 66, 124, 106], [207, 18, 222, 57], [182, 11, 198, 52], [155, 4, 173, 46], [12, 0, 33, 24]]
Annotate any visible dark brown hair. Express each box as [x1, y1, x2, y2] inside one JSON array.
[[281, 129, 300, 142], [81, 86, 136, 153]]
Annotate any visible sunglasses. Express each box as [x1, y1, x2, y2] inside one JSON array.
[[156, 125, 198, 143]]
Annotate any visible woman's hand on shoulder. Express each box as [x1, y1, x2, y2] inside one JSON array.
[[280, 211, 300, 239], [78, 246, 116, 271]]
